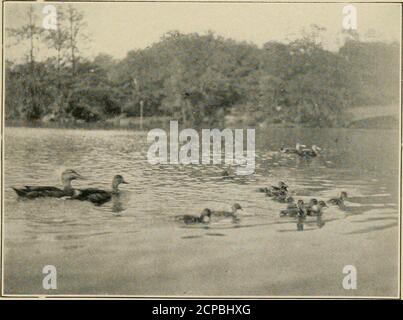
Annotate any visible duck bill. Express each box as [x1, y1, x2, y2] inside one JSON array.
[[75, 174, 87, 180], [121, 180, 129, 184]]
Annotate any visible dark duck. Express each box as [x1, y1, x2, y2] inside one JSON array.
[[258, 181, 288, 194], [263, 181, 288, 197], [12, 169, 85, 199], [72, 175, 128, 206], [177, 208, 212, 225], [327, 191, 347, 210]]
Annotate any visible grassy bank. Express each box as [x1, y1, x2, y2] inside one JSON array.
[[5, 105, 400, 131]]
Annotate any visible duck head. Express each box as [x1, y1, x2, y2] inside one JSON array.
[[231, 203, 243, 214], [309, 198, 319, 206], [318, 201, 328, 208], [61, 169, 85, 189], [112, 175, 128, 192], [278, 181, 288, 189]]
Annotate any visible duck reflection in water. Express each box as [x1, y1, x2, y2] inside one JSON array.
[[111, 194, 126, 215], [296, 200, 307, 231]]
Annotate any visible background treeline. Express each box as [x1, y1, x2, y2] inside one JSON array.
[[5, 6, 400, 128]]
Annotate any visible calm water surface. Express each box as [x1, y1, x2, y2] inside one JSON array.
[[3, 127, 399, 295]]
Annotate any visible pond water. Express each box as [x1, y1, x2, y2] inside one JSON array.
[[3, 126, 400, 296]]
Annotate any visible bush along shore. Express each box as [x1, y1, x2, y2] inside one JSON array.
[[5, 5, 400, 129]]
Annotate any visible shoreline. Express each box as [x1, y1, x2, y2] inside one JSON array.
[[4, 118, 399, 132]]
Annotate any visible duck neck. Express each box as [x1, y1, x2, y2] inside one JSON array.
[[112, 182, 120, 194]]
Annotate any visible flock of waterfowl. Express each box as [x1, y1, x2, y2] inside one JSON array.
[[12, 170, 128, 206], [11, 143, 347, 231], [258, 180, 347, 230]]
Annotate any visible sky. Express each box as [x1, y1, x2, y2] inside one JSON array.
[[4, 2, 401, 62]]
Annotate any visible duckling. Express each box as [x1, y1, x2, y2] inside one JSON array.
[[280, 197, 297, 216], [306, 198, 319, 216], [178, 208, 212, 225], [12, 169, 85, 199], [309, 200, 328, 216], [298, 145, 321, 158], [328, 191, 347, 210], [72, 175, 128, 206], [266, 181, 288, 196], [212, 203, 243, 217]]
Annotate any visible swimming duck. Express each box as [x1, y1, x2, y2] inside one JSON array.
[[12, 169, 85, 199], [265, 181, 288, 196], [177, 208, 212, 225], [306, 198, 319, 215], [258, 182, 287, 194], [281, 143, 306, 154], [72, 175, 128, 206], [212, 203, 243, 217], [309, 200, 328, 216], [298, 145, 321, 158], [280, 197, 298, 216], [328, 191, 347, 209]]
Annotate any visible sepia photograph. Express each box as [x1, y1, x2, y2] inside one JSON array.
[[0, 1, 401, 298]]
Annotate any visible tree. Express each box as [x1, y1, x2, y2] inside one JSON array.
[[7, 5, 44, 120], [43, 6, 69, 95], [66, 5, 88, 77]]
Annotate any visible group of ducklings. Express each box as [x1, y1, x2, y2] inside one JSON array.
[[177, 203, 243, 225], [259, 181, 348, 230]]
